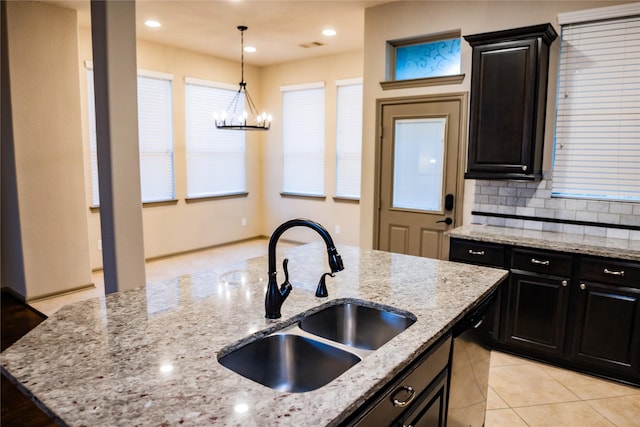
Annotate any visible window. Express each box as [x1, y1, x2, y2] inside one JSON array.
[[335, 79, 363, 199], [552, 11, 640, 202], [281, 82, 325, 196], [184, 78, 246, 198], [389, 31, 461, 81], [87, 66, 174, 205]]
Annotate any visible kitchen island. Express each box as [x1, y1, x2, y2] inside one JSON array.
[[1, 243, 507, 426]]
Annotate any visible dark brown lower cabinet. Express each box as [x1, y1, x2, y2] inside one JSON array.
[[449, 238, 640, 386], [569, 256, 640, 382], [505, 272, 569, 357]]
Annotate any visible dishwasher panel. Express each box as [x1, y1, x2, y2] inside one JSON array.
[[447, 291, 496, 427]]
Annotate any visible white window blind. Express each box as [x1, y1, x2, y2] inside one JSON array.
[[335, 80, 363, 199], [184, 78, 246, 198], [552, 15, 640, 202], [137, 74, 174, 202], [87, 67, 174, 205], [281, 83, 325, 196]]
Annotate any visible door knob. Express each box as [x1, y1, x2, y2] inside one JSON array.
[[436, 218, 453, 225]]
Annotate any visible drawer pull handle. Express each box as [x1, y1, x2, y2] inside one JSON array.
[[391, 385, 416, 407], [604, 268, 625, 277], [468, 250, 485, 256], [531, 258, 550, 266]]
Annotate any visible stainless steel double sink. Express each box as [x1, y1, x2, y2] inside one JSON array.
[[218, 300, 416, 392]]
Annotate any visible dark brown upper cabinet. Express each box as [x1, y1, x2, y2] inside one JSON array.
[[464, 24, 557, 181]]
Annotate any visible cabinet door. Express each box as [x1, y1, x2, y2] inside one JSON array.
[[504, 272, 569, 357], [570, 281, 640, 379], [466, 39, 537, 178], [464, 23, 556, 181]]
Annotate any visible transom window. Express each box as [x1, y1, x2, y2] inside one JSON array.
[[389, 31, 461, 81]]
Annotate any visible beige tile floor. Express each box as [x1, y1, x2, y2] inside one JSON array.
[[28, 238, 640, 425], [487, 351, 640, 427]]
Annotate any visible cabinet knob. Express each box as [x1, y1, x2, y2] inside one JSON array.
[[522, 165, 528, 171], [580, 283, 587, 290], [561, 280, 568, 287]]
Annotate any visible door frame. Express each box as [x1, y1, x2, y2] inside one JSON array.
[[373, 92, 469, 253]]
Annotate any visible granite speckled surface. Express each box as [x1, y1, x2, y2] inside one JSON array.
[[449, 225, 640, 262], [1, 243, 507, 426]]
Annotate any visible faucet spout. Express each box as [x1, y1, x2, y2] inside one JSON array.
[[265, 219, 344, 319]]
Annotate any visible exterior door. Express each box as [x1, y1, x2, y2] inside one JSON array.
[[376, 94, 466, 259]]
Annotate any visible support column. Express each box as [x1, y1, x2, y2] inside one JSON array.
[[90, 0, 146, 293]]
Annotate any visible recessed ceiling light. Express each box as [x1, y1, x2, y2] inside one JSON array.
[[145, 20, 161, 28], [244, 46, 256, 53], [322, 28, 337, 36]]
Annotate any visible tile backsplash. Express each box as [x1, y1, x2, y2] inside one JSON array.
[[471, 173, 640, 241]]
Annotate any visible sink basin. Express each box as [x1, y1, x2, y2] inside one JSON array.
[[218, 334, 361, 392], [299, 302, 416, 350]]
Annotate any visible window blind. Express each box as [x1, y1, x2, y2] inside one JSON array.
[[552, 15, 640, 202], [281, 83, 325, 196], [87, 68, 174, 205], [184, 78, 246, 198], [137, 75, 174, 203], [335, 80, 363, 199]]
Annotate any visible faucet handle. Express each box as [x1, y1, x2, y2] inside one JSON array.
[[315, 272, 334, 298], [280, 258, 293, 295]]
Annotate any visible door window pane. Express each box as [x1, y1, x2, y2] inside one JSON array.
[[392, 118, 446, 211]]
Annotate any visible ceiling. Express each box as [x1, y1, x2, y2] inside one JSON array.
[[45, 0, 394, 66]]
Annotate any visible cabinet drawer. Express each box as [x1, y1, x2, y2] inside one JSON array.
[[511, 248, 572, 277], [579, 257, 640, 288], [450, 239, 505, 268]]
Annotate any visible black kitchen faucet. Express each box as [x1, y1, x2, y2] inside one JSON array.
[[265, 219, 344, 319]]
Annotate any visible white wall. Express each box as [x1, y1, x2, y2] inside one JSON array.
[[359, 0, 632, 248], [3, 1, 93, 299]]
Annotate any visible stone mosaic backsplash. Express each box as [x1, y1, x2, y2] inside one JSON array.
[[471, 174, 640, 241]]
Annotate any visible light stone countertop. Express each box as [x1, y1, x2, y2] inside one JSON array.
[[448, 225, 640, 262], [1, 243, 507, 426]]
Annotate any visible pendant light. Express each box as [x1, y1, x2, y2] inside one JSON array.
[[214, 26, 272, 131]]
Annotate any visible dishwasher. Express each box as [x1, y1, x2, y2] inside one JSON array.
[[446, 289, 496, 427]]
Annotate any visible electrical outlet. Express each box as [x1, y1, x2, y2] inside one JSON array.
[[241, 218, 247, 226], [98, 239, 102, 251], [335, 225, 341, 234]]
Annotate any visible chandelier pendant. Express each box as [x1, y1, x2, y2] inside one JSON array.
[[214, 26, 272, 131]]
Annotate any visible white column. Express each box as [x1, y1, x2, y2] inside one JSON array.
[[90, 0, 146, 293]]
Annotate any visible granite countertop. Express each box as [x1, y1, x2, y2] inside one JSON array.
[[1, 243, 507, 426], [448, 224, 640, 262]]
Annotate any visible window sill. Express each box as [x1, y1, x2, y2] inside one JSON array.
[[89, 199, 180, 212], [333, 196, 360, 204], [280, 192, 327, 201], [186, 192, 249, 203], [380, 74, 465, 90]]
